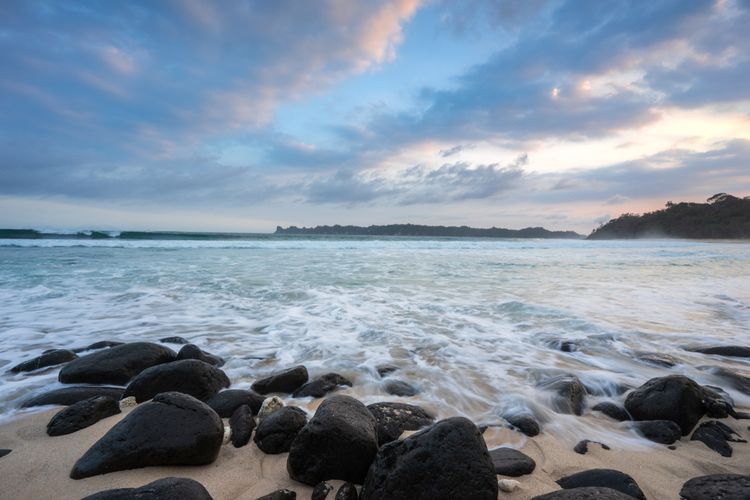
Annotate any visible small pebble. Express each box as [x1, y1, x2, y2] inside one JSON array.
[[119, 396, 137, 410], [258, 396, 284, 420], [498, 479, 520, 492]]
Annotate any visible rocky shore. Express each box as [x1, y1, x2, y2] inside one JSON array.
[[1, 339, 749, 499]]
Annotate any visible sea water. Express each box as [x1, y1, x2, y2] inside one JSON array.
[[1, 237, 748, 447]]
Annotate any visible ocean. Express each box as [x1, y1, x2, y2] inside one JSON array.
[[1, 236, 749, 447]]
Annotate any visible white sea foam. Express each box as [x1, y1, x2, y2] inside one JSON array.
[[0, 238, 748, 446]]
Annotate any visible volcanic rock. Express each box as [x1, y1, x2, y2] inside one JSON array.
[[556, 469, 646, 500], [293, 373, 352, 398], [176, 344, 225, 367], [252, 365, 308, 395], [624, 375, 706, 434], [9, 349, 77, 373], [21, 386, 125, 408], [489, 447, 536, 477], [206, 389, 265, 417], [254, 406, 307, 454], [82, 477, 213, 500], [679, 474, 750, 500], [366, 402, 434, 445], [47, 396, 121, 436], [59, 342, 176, 385], [123, 359, 230, 402], [229, 404, 255, 448]]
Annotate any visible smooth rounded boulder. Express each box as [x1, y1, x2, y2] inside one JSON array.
[[47, 396, 121, 436], [70, 392, 223, 479], [123, 359, 230, 402], [293, 373, 352, 398], [383, 380, 418, 397], [625, 375, 707, 434], [489, 447, 536, 477], [287, 395, 378, 485], [230, 404, 255, 448], [504, 413, 541, 436], [360, 417, 497, 500], [538, 375, 586, 415], [9, 349, 78, 373], [592, 402, 630, 421], [679, 474, 750, 500], [632, 420, 682, 444], [21, 386, 125, 408], [254, 406, 308, 454], [366, 402, 434, 445], [207, 389, 266, 417], [176, 344, 225, 367], [556, 469, 646, 500], [59, 342, 176, 385], [532, 487, 637, 499], [82, 477, 213, 500], [252, 365, 308, 394]]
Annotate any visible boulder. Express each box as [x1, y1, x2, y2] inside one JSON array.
[[252, 365, 308, 395], [293, 373, 352, 398], [287, 395, 378, 485], [336, 483, 359, 500], [592, 402, 630, 421], [679, 474, 750, 500], [256, 491, 296, 500], [82, 477, 213, 500], [9, 349, 77, 373], [160, 336, 190, 345], [624, 375, 706, 434], [72, 341, 124, 353], [690, 420, 746, 457], [366, 402, 434, 445], [573, 440, 610, 455], [383, 380, 418, 397], [707, 367, 750, 396], [176, 344, 225, 367], [230, 404, 255, 448], [635, 352, 679, 368], [254, 406, 308, 454], [312, 482, 334, 500], [504, 413, 541, 436], [532, 487, 637, 499], [59, 342, 176, 385], [688, 345, 750, 358], [556, 469, 646, 500], [376, 364, 398, 377], [206, 389, 265, 417], [47, 396, 121, 436], [489, 447, 536, 477], [258, 396, 284, 419], [632, 420, 681, 444], [123, 359, 230, 402], [21, 386, 125, 408], [539, 375, 586, 415], [702, 386, 735, 418], [70, 392, 223, 479], [360, 417, 497, 500]]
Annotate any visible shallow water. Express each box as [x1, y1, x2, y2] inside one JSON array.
[[1, 237, 749, 446]]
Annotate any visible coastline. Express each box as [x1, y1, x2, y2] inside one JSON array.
[[1, 404, 748, 499]]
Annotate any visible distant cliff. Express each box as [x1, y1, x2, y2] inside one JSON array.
[[588, 193, 750, 239], [274, 224, 583, 239]]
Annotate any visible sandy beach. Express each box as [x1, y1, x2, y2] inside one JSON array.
[[0, 403, 748, 500]]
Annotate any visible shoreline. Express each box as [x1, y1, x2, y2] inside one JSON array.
[[0, 402, 748, 499]]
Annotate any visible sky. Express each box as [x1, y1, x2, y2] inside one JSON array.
[[1, 0, 749, 234]]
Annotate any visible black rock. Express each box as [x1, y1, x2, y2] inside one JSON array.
[[691, 420, 746, 457], [625, 375, 707, 434], [47, 396, 121, 436], [556, 469, 646, 500], [383, 380, 418, 397], [21, 386, 125, 408], [708, 367, 750, 396], [635, 352, 679, 368], [633, 420, 682, 444], [176, 344, 225, 367], [123, 359, 230, 402], [702, 386, 735, 418], [376, 364, 398, 377], [293, 373, 352, 398], [82, 477, 213, 500], [70, 392, 224, 479], [312, 482, 334, 500], [532, 486, 638, 499], [539, 375, 586, 415], [256, 490, 296, 500], [336, 483, 359, 500], [9, 349, 78, 373], [160, 336, 190, 345], [679, 474, 750, 500], [254, 406, 308, 454], [230, 404, 255, 448], [59, 342, 176, 385], [287, 395, 378, 485], [559, 340, 579, 352], [489, 447, 536, 477], [0, 449, 10, 458], [573, 440, 610, 455], [206, 389, 266, 417], [360, 417, 497, 500], [689, 345, 750, 358], [366, 402, 435, 445], [581, 381, 631, 397], [592, 402, 631, 421], [252, 365, 308, 395], [734, 411, 750, 419], [504, 413, 541, 436], [72, 341, 124, 353]]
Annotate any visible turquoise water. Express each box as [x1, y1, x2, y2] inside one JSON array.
[[1, 237, 749, 444]]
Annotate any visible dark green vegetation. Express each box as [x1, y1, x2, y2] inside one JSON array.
[[588, 193, 750, 240], [275, 224, 582, 238]]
